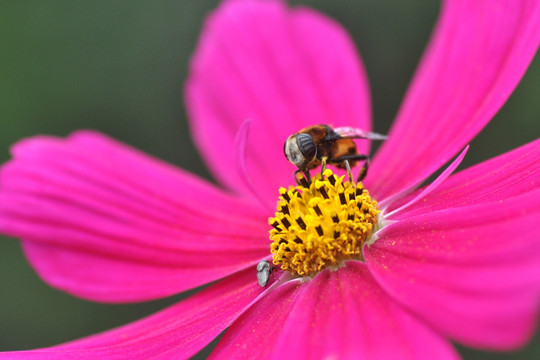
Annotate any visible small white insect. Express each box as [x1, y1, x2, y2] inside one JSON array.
[[256, 260, 274, 287]]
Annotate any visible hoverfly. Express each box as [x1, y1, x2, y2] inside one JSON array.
[[284, 125, 387, 184]]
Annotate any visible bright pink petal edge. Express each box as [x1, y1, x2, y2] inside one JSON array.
[[0, 131, 269, 302], [388, 137, 540, 219], [186, 0, 372, 205], [0, 267, 264, 359], [367, 0, 540, 200], [367, 188, 540, 349], [212, 262, 460, 360]]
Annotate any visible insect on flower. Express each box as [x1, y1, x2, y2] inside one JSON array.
[[284, 125, 387, 184], [0, 0, 539, 359], [256, 260, 275, 287]]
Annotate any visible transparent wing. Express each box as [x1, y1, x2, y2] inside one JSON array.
[[334, 127, 388, 141]]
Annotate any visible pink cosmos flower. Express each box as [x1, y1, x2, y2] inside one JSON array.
[[1, 0, 540, 359]]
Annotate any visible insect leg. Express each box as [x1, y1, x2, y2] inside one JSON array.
[[344, 160, 353, 183], [304, 170, 311, 185], [356, 157, 370, 182], [320, 156, 328, 177], [332, 154, 370, 182]]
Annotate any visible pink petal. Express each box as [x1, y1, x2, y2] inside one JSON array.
[[234, 119, 275, 213], [0, 267, 264, 359], [0, 131, 269, 302], [186, 0, 372, 205], [212, 262, 459, 360], [383, 146, 468, 217], [366, 0, 540, 200], [388, 138, 540, 219], [366, 190, 540, 349]]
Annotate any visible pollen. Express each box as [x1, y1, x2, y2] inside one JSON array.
[[268, 169, 379, 277]]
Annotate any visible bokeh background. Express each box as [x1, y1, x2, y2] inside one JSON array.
[[0, 1, 539, 359]]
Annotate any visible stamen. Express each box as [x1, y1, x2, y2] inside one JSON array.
[[281, 217, 291, 229], [268, 169, 379, 277], [328, 176, 336, 186], [296, 217, 307, 230], [270, 221, 281, 231]]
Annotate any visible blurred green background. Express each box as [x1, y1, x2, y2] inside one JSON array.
[[0, 1, 538, 359]]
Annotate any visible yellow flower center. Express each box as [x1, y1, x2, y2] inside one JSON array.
[[268, 169, 379, 277]]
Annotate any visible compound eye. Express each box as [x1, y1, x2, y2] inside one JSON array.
[[296, 133, 317, 162], [284, 134, 306, 167]]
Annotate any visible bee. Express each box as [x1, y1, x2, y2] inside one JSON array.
[[284, 125, 387, 184]]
